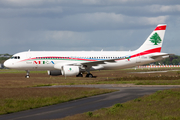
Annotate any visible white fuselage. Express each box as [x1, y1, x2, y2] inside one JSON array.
[[4, 50, 167, 71]]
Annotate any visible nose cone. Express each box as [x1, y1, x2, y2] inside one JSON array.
[[4, 60, 12, 68]]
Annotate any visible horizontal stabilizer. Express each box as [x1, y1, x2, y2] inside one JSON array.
[[150, 53, 172, 59]]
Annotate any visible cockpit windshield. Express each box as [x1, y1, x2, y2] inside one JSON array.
[[11, 56, 20, 59]]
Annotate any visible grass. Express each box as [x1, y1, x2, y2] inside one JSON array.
[[60, 88, 180, 120], [135, 80, 180, 85], [1, 68, 180, 88], [0, 69, 46, 74], [0, 68, 180, 115], [0, 87, 115, 115]]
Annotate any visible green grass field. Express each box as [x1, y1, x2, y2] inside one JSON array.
[[0, 68, 180, 117], [1, 68, 180, 88]]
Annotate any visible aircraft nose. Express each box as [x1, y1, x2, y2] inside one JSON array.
[[4, 60, 12, 68]]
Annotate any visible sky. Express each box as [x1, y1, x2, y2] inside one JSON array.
[[0, 0, 180, 55]]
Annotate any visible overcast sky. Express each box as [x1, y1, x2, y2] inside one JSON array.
[[0, 0, 180, 55]]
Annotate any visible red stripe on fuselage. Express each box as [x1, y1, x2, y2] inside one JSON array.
[[131, 47, 161, 58], [19, 56, 97, 62], [154, 25, 166, 31]]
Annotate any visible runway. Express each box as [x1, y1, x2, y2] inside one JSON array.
[[0, 85, 179, 120]]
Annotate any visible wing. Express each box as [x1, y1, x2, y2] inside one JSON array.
[[78, 58, 121, 66]]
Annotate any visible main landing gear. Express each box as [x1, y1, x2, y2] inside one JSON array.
[[76, 73, 83, 77], [76, 72, 94, 78], [85, 67, 94, 78], [25, 70, 30, 78], [86, 73, 93, 78]]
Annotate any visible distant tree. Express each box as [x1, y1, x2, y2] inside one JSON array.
[[148, 55, 180, 66], [0, 54, 11, 64], [172, 59, 179, 65]]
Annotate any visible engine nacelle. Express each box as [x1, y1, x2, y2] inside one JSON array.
[[47, 70, 62, 76], [61, 66, 79, 76]]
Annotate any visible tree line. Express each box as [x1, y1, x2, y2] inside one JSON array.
[[0, 54, 11, 64], [151, 55, 180, 65]]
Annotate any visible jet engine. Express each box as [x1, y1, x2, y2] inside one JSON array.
[[47, 70, 62, 76], [61, 66, 79, 76]]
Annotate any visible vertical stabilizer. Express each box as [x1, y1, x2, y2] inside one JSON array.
[[137, 24, 166, 53]]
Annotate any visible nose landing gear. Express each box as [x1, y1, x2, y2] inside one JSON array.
[[25, 70, 30, 78]]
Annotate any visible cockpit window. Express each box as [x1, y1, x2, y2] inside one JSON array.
[[11, 56, 20, 59]]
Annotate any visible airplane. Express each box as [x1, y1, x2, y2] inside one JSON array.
[[4, 24, 169, 78]]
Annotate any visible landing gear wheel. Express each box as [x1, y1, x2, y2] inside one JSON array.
[[25, 70, 30, 79], [25, 75, 30, 78], [86, 73, 93, 78], [76, 73, 83, 77]]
